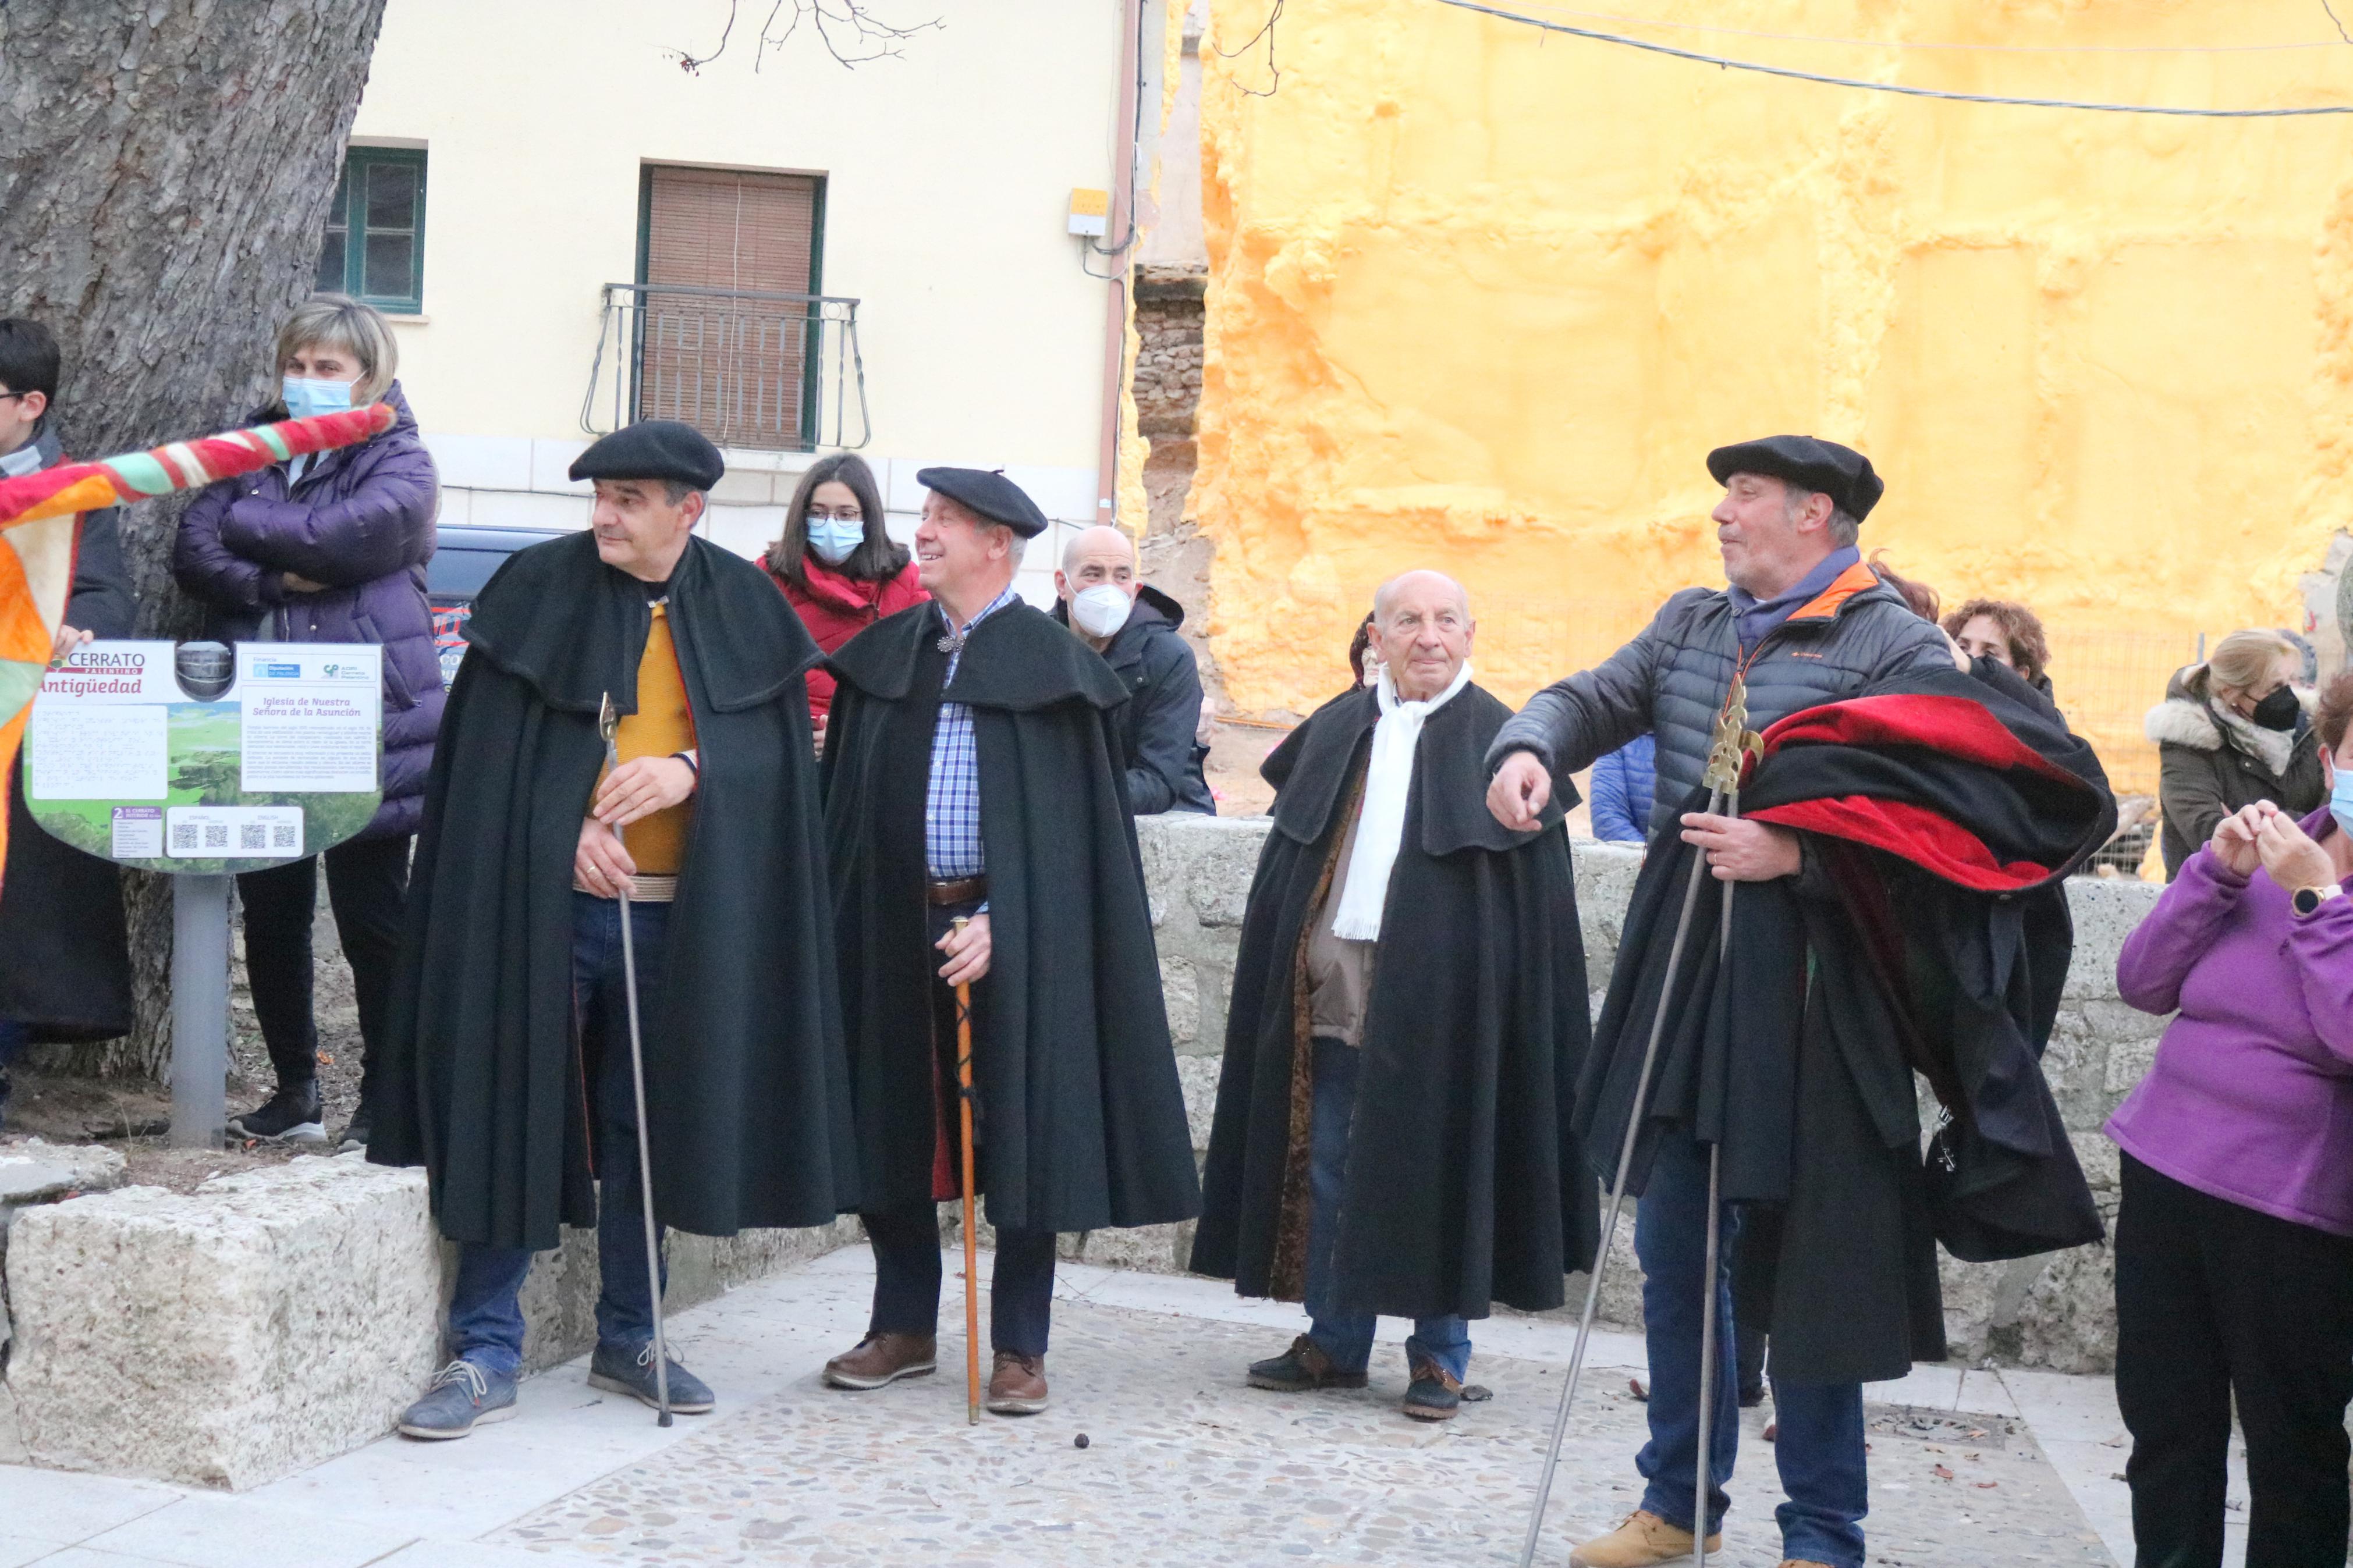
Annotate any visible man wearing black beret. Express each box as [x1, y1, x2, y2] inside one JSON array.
[[818, 467, 1200, 1415], [1484, 437, 1956, 1568], [372, 419, 858, 1438]]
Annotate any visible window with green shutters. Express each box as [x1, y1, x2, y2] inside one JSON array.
[[317, 149, 427, 314]]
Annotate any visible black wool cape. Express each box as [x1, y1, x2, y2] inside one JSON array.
[[1580, 661, 2114, 1386], [822, 599, 1201, 1233], [1190, 682, 1600, 1321], [370, 532, 860, 1250]]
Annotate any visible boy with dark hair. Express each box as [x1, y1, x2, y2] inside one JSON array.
[[0, 318, 136, 1124]]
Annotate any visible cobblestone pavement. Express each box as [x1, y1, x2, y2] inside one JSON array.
[[494, 1295, 2111, 1567]]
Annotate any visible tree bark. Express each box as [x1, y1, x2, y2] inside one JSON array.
[[0, 0, 389, 1080]]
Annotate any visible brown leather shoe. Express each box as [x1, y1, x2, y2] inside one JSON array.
[[985, 1349, 1049, 1415], [822, 1332, 936, 1390], [1567, 1509, 1723, 1568]]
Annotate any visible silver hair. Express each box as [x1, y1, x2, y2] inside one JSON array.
[[1781, 483, 1861, 549], [275, 293, 399, 403]]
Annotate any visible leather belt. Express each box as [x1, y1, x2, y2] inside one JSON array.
[[927, 875, 987, 906]]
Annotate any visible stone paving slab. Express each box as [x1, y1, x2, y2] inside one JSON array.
[[494, 1299, 2113, 1567]]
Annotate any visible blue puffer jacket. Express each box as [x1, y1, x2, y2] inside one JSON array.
[[1588, 733, 1657, 844], [1488, 560, 1954, 838], [172, 382, 442, 839]]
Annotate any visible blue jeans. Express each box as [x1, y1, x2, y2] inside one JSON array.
[[447, 894, 672, 1379], [1635, 1132, 1868, 1567], [1303, 1036, 1472, 1382]]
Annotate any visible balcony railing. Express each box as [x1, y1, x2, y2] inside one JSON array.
[[581, 282, 871, 452]]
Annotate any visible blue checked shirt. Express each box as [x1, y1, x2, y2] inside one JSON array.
[[926, 584, 1023, 882]]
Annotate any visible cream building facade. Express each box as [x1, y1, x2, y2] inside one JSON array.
[[345, 0, 1160, 602]]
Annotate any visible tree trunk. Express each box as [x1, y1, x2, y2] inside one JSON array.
[[0, 0, 389, 1080]]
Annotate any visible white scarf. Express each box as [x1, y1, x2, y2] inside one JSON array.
[[1329, 660, 1473, 941]]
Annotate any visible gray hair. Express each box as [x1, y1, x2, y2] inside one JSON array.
[[275, 293, 398, 403], [1781, 482, 1861, 549]]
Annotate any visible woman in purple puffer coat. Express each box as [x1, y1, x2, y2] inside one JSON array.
[[173, 294, 441, 1153]]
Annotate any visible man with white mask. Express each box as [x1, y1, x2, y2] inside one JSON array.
[[1193, 570, 1597, 1423], [1051, 524, 1213, 814]]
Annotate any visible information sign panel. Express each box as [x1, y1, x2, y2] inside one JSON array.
[[24, 641, 384, 873]]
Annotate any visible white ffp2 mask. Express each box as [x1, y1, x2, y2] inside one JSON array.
[[1071, 585, 1135, 639]]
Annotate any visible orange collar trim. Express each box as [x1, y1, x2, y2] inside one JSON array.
[[1787, 560, 1881, 624]]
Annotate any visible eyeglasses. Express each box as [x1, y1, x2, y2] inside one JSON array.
[[0, 392, 26, 404], [807, 508, 864, 522]]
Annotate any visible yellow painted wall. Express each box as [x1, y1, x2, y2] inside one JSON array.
[[1193, 0, 2353, 783]]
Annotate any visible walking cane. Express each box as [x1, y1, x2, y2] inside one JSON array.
[[1517, 682, 1761, 1568], [950, 916, 981, 1426], [599, 694, 673, 1428]]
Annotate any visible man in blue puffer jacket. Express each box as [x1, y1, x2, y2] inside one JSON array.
[[1486, 436, 1953, 1568], [174, 295, 441, 1153]]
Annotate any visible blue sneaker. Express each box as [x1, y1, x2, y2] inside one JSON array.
[[397, 1359, 517, 1441], [588, 1340, 715, 1414]]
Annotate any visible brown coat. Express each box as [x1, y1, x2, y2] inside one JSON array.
[[2147, 666, 2324, 879]]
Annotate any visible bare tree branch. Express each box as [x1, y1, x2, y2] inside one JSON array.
[[670, 0, 942, 74]]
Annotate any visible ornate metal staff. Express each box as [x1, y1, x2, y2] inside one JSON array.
[[1518, 677, 1762, 1568], [600, 693, 673, 1428]]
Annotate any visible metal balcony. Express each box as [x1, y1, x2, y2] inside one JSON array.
[[582, 282, 871, 452]]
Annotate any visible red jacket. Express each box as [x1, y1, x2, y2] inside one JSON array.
[[766, 556, 929, 719]]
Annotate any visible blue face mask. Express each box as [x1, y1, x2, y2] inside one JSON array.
[[805, 517, 865, 566], [2332, 763, 2353, 839], [282, 376, 354, 421]]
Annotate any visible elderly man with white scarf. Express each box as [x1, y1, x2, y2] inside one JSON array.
[[1192, 570, 1596, 1423]]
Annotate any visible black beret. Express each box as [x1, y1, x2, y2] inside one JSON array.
[[569, 420, 725, 490], [1705, 435, 1883, 522], [917, 466, 1049, 538]]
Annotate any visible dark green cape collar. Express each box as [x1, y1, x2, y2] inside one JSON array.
[[463, 531, 820, 715], [828, 596, 1128, 713]]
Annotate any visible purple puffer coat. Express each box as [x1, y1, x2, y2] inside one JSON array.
[[173, 382, 443, 839]]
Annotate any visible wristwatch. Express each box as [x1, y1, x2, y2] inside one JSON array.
[[2291, 884, 2344, 917]]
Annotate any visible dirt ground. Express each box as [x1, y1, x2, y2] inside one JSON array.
[[6, 893, 367, 1189]]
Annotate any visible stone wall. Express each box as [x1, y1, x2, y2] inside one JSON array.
[[0, 1155, 857, 1489], [1133, 813, 2168, 1375]]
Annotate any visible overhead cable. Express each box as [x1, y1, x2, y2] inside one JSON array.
[[1490, 1, 2351, 56], [1431, 0, 2353, 117]]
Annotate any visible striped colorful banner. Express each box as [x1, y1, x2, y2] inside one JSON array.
[[0, 402, 397, 894], [0, 403, 397, 529]]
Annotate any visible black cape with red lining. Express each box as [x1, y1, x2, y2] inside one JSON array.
[[821, 598, 1201, 1232], [1190, 682, 1600, 1321], [370, 532, 861, 1250], [1581, 659, 2114, 1386]]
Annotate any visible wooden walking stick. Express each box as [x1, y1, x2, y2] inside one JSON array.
[[952, 915, 981, 1427]]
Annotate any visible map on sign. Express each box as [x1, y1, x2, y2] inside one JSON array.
[[23, 641, 384, 873]]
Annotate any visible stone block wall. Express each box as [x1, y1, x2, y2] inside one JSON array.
[[1131, 814, 2169, 1375], [0, 1154, 858, 1490]]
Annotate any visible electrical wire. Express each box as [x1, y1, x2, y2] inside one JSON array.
[[1081, 0, 1156, 276], [1431, 0, 2353, 117], [1486, 0, 2352, 56]]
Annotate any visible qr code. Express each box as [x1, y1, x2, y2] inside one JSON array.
[[271, 824, 297, 848], [239, 823, 267, 850], [171, 823, 198, 851], [204, 823, 229, 849]]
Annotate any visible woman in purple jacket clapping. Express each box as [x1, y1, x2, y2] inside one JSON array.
[[173, 294, 441, 1153], [2109, 669, 2353, 1568]]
